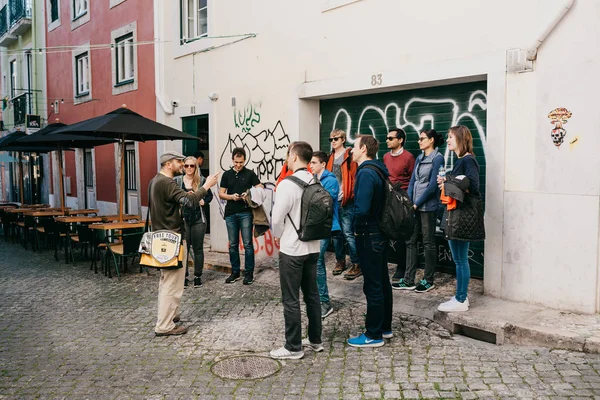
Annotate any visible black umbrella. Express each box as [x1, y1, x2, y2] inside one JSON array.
[[15, 122, 117, 211], [50, 106, 199, 221], [0, 131, 60, 153], [0, 131, 66, 205]]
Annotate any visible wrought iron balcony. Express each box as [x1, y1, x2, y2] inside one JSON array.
[[8, 0, 31, 35], [0, 5, 16, 46], [12, 92, 30, 127], [0, 6, 7, 36]]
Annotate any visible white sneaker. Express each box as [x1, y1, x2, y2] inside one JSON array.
[[301, 338, 324, 352], [437, 297, 469, 312], [446, 296, 470, 307], [269, 346, 304, 360]]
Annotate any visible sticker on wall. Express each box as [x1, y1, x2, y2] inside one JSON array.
[[569, 136, 580, 151], [547, 107, 572, 149]]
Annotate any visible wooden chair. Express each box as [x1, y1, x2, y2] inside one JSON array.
[[105, 228, 144, 280], [38, 217, 65, 260], [20, 215, 37, 250], [69, 224, 94, 263], [91, 228, 118, 276]]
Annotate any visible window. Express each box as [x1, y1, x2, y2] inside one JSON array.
[[84, 149, 93, 188], [75, 52, 90, 96], [50, 0, 59, 22], [73, 0, 87, 19], [9, 60, 16, 98], [115, 33, 134, 85], [125, 144, 137, 191], [111, 23, 137, 95], [181, 0, 207, 43]]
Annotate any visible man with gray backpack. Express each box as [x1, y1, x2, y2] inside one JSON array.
[[270, 141, 333, 360]]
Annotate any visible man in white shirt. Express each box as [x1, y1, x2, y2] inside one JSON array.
[[270, 141, 322, 360]]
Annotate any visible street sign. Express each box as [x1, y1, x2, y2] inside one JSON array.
[[26, 115, 41, 135]]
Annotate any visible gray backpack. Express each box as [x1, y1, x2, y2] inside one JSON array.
[[286, 175, 333, 241]]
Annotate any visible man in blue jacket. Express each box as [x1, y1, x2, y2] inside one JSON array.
[[347, 135, 393, 348], [309, 151, 342, 320]]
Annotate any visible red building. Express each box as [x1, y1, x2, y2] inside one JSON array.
[[45, 0, 155, 214]]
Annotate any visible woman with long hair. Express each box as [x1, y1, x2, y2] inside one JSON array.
[[393, 129, 444, 293], [175, 156, 213, 287], [436, 126, 485, 312]]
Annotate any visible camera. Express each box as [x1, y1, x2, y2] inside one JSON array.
[[171, 100, 179, 108]]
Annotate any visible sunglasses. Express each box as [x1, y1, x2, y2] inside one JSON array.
[[329, 137, 343, 142], [386, 136, 397, 141], [184, 164, 196, 168], [418, 137, 431, 142]]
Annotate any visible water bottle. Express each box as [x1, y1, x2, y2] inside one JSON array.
[[438, 166, 446, 180]]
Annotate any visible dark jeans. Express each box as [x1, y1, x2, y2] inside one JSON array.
[[405, 211, 437, 284], [389, 238, 406, 276], [356, 232, 392, 340], [279, 252, 322, 352], [185, 220, 206, 278], [225, 212, 254, 274]]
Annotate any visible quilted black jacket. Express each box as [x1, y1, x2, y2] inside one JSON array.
[[443, 175, 485, 242]]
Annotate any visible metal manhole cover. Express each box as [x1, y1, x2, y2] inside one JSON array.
[[211, 356, 281, 380]]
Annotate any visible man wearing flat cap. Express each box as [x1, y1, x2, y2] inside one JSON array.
[[150, 150, 219, 336]]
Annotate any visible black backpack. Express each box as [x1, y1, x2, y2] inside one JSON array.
[[285, 175, 333, 241], [364, 165, 415, 240]]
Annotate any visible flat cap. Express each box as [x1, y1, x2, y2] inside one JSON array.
[[159, 150, 185, 164]]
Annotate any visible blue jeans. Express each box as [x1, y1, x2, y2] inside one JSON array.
[[448, 240, 470, 303], [317, 231, 344, 303], [225, 212, 254, 274], [355, 232, 392, 340], [335, 203, 359, 264]]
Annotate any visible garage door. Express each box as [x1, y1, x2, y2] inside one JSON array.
[[319, 81, 487, 278]]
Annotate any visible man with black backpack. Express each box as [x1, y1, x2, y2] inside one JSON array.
[[270, 141, 324, 360], [347, 135, 393, 348]]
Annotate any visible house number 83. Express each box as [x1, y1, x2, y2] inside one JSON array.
[[371, 74, 382, 86]]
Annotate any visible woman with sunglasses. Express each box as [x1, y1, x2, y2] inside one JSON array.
[[436, 126, 484, 312], [392, 129, 444, 293], [175, 156, 213, 287]]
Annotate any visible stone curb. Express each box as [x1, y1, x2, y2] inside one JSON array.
[[203, 259, 600, 354]]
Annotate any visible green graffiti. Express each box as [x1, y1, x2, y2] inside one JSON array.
[[234, 103, 261, 132]]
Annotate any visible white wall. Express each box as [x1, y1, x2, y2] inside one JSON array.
[[156, 0, 600, 313]]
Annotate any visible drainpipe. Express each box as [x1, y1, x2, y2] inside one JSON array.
[[526, 0, 574, 61], [30, 0, 36, 116], [153, 0, 174, 115]]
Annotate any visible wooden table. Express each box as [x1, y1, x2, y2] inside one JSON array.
[[28, 211, 65, 217], [7, 208, 32, 214], [65, 209, 99, 216], [55, 216, 103, 224], [55, 216, 105, 263], [89, 221, 146, 230], [100, 215, 141, 223], [22, 204, 50, 209]]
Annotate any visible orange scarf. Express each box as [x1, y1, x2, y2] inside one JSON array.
[[440, 186, 457, 210]]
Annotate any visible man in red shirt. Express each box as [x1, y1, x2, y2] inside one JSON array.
[[383, 128, 415, 281]]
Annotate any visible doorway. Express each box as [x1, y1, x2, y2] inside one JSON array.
[[182, 114, 210, 232]]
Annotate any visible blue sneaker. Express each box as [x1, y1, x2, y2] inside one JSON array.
[[347, 333, 384, 348], [382, 331, 393, 339]]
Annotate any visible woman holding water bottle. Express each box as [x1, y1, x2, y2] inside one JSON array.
[[436, 125, 484, 312], [392, 129, 445, 292]]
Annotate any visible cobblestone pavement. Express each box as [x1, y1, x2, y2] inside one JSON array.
[[2, 242, 600, 399]]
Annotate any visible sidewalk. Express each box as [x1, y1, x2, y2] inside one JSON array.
[[202, 240, 600, 354]]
